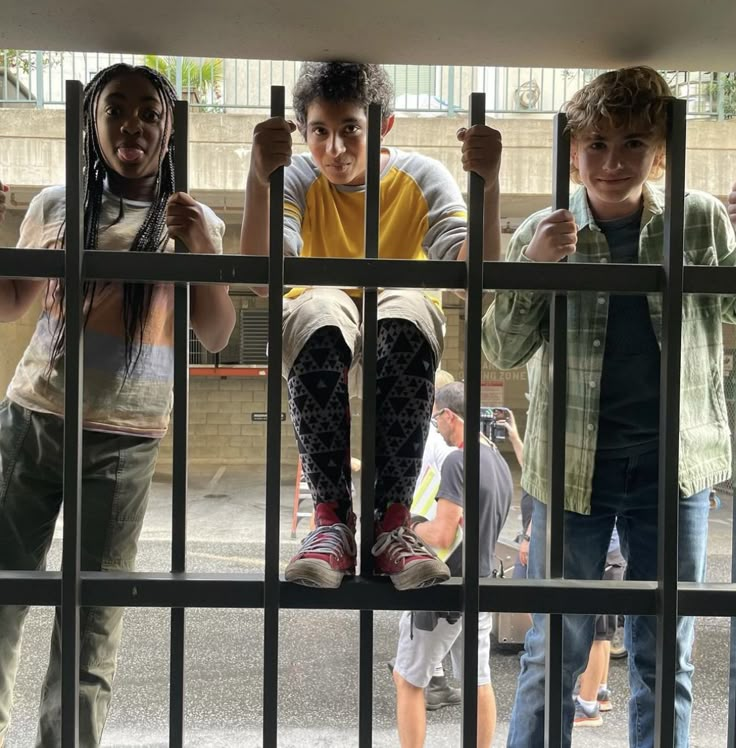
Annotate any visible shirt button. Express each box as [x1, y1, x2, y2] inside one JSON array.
[[587, 424, 594, 431], [597, 296, 606, 305], [519, 308, 527, 315], [593, 339, 601, 347], [589, 380, 596, 387], [599, 257, 608, 263]]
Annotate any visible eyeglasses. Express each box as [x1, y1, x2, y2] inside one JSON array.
[[431, 408, 463, 429]]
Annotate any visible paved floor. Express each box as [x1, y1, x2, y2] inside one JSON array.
[[3, 463, 734, 747]]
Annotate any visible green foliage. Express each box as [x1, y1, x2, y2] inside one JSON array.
[[706, 73, 736, 118], [0, 50, 61, 73], [143, 55, 223, 105]]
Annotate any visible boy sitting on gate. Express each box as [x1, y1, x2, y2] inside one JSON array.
[[240, 62, 502, 590]]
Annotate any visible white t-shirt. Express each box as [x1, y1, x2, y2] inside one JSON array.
[[7, 185, 224, 438]]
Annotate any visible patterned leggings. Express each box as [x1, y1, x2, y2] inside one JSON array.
[[287, 319, 435, 522]]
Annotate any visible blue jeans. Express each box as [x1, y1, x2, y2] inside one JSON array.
[[507, 449, 710, 748]]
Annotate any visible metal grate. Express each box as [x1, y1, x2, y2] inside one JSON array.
[[0, 82, 733, 748], [239, 308, 269, 365]]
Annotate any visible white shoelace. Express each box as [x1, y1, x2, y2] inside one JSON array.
[[371, 525, 435, 563], [299, 523, 356, 559]]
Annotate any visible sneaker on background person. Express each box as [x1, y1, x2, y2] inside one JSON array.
[[597, 686, 612, 712], [387, 659, 461, 711], [573, 697, 603, 728]]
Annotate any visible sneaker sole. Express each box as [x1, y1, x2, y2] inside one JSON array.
[[598, 702, 612, 712], [425, 698, 461, 711], [573, 717, 603, 728], [284, 559, 353, 589], [388, 560, 451, 591]]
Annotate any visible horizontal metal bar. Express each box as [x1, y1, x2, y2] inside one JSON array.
[[0, 248, 64, 278], [484, 261, 664, 293], [481, 579, 658, 615], [82, 573, 265, 609], [84, 252, 268, 285], [0, 572, 62, 604], [678, 582, 736, 616], [9, 251, 736, 298], [683, 265, 736, 294], [284, 256, 466, 289], [1, 573, 733, 615]]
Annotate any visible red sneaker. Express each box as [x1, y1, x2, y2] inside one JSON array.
[[285, 503, 356, 588], [372, 504, 450, 591]]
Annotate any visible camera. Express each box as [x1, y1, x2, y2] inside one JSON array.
[[480, 406, 510, 443]]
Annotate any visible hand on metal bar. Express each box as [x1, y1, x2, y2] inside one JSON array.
[[456, 124, 502, 186], [524, 209, 577, 262], [250, 117, 296, 187]]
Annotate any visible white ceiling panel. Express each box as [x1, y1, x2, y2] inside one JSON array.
[[4, 0, 736, 71]]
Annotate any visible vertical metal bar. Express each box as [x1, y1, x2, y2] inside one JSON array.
[[263, 85, 285, 748], [358, 101, 381, 748], [717, 73, 725, 123], [35, 51, 44, 109], [447, 66, 455, 116], [61, 78, 83, 748], [169, 100, 190, 748], [544, 111, 569, 748], [654, 97, 687, 747], [460, 92, 485, 748]]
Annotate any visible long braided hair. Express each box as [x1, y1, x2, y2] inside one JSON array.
[[47, 63, 177, 379]]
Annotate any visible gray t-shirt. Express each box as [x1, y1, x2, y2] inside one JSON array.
[[436, 437, 513, 577]]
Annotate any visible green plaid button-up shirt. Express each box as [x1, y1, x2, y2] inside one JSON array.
[[482, 183, 736, 514]]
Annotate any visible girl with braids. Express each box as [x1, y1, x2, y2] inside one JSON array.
[[0, 64, 234, 747]]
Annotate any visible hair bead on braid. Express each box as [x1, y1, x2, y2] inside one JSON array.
[[47, 63, 178, 381]]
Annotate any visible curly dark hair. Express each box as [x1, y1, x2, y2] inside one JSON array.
[[292, 62, 394, 134]]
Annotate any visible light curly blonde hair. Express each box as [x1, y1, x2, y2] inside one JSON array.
[[565, 66, 672, 183], [434, 368, 455, 390]]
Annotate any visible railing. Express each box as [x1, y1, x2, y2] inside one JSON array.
[[1, 50, 733, 119]]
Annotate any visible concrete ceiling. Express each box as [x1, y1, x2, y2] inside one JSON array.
[[4, 0, 736, 72]]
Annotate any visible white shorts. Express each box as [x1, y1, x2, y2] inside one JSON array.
[[393, 610, 493, 688], [281, 288, 446, 393]]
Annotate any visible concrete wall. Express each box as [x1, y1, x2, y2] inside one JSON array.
[[2, 109, 736, 212], [2, 109, 735, 473]]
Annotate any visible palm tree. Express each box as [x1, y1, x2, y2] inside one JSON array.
[[143, 55, 223, 106]]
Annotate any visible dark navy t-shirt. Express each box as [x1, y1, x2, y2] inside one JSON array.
[[596, 209, 660, 456], [436, 438, 513, 577]]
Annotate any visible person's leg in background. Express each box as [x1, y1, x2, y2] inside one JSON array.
[[595, 555, 626, 715], [597, 640, 613, 711], [394, 612, 459, 747], [449, 613, 496, 747], [574, 627, 608, 728]]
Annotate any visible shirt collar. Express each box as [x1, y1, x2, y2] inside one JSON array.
[[570, 181, 664, 232]]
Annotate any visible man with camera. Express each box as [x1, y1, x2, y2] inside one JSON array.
[[391, 382, 514, 747]]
